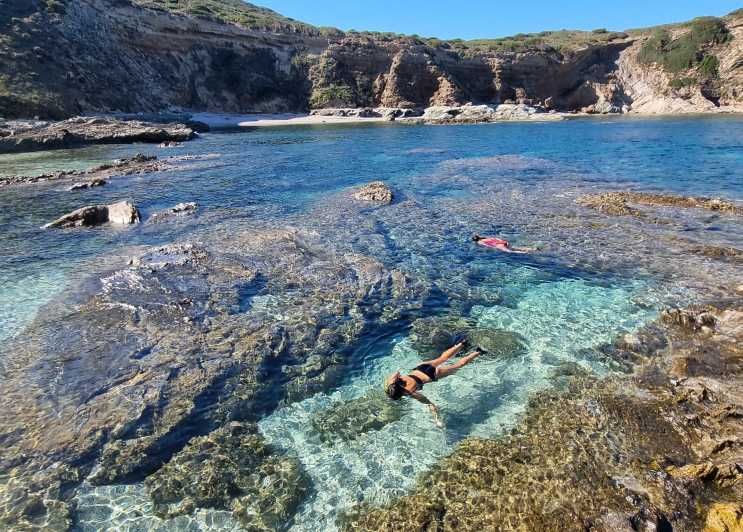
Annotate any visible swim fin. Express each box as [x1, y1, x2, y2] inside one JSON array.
[[452, 333, 469, 350]]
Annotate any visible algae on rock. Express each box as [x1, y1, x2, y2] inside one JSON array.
[[145, 422, 309, 530], [311, 390, 408, 443]]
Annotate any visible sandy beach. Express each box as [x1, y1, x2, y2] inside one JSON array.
[[190, 112, 390, 129]]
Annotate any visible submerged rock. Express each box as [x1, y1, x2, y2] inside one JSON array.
[[661, 306, 717, 332], [0, 228, 429, 526], [354, 181, 394, 204], [1, 153, 167, 187], [148, 202, 198, 223], [577, 191, 743, 218], [576, 192, 647, 217], [145, 422, 308, 529], [409, 315, 527, 359], [68, 178, 107, 191], [311, 390, 408, 443], [0, 464, 81, 531], [43, 200, 140, 228]]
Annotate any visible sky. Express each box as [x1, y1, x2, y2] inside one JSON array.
[[256, 0, 743, 40]]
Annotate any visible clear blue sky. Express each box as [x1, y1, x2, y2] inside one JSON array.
[[256, 0, 743, 40]]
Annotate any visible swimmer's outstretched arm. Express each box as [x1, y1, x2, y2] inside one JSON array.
[[410, 392, 443, 426], [503, 246, 532, 254]]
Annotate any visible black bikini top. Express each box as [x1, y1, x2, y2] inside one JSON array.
[[409, 374, 424, 390]]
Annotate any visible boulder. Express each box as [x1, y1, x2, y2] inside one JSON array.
[[43, 201, 140, 228], [311, 390, 407, 443], [145, 422, 309, 529], [354, 181, 393, 204], [661, 307, 717, 332]]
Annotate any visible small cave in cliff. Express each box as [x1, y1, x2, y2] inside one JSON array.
[[700, 82, 721, 107]]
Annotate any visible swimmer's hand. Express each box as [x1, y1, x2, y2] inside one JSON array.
[[429, 405, 444, 428]]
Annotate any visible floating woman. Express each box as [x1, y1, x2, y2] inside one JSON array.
[[384, 339, 484, 427], [472, 233, 535, 254]]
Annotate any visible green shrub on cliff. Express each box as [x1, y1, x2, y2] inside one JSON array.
[[309, 85, 354, 108], [638, 17, 729, 77], [457, 29, 628, 55], [668, 77, 697, 89], [698, 54, 720, 77], [131, 0, 324, 35]]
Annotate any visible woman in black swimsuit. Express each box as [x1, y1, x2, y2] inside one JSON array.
[[384, 340, 484, 427]]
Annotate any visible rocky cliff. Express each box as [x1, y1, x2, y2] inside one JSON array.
[[0, 0, 741, 119]]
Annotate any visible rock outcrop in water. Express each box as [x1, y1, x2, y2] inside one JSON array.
[[311, 390, 408, 443], [0, 228, 429, 529], [577, 191, 743, 218], [1, 1, 741, 119], [0, 153, 167, 187], [144, 422, 308, 529], [148, 202, 199, 223], [43, 200, 141, 228], [409, 315, 528, 359], [0, 117, 195, 154], [344, 301, 743, 531], [354, 181, 394, 204]]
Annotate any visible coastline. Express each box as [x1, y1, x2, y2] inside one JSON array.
[[1, 121, 742, 529], [190, 112, 390, 129], [180, 106, 743, 130]]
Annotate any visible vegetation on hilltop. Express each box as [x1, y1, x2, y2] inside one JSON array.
[[131, 0, 342, 36], [446, 29, 630, 55], [637, 16, 731, 87]]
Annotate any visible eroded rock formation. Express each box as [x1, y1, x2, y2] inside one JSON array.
[[1, 153, 167, 187], [0, 117, 194, 154], [43, 200, 141, 228], [1, 1, 741, 119]]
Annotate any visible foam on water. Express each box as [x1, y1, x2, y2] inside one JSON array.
[[256, 276, 656, 532]]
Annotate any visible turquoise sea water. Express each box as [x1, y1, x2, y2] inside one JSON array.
[[1, 117, 742, 531]]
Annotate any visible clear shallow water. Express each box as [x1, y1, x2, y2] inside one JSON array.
[[1, 117, 742, 531]]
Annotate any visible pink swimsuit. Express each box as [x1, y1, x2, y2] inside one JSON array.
[[479, 237, 510, 251]]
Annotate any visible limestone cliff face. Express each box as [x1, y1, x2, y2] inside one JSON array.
[[614, 16, 743, 114], [0, 0, 741, 118], [305, 36, 633, 112], [0, 0, 320, 118]]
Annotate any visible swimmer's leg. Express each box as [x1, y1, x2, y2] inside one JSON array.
[[436, 349, 482, 379], [422, 341, 464, 367]]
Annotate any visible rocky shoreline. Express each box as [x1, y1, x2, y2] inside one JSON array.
[[0, 165, 741, 531], [0, 117, 196, 155], [0, 153, 171, 188], [343, 301, 743, 531]]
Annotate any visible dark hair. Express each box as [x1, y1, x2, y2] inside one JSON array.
[[385, 378, 405, 400], [472, 234, 482, 242]]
